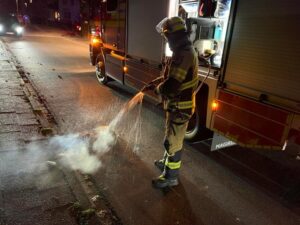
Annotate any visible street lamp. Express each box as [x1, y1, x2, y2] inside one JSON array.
[[16, 0, 19, 14]]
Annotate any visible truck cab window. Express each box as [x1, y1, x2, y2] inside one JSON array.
[[107, 0, 118, 12]]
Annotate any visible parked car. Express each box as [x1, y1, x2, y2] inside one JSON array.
[[0, 14, 24, 37]]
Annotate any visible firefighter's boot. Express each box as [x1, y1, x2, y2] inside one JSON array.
[[152, 175, 179, 188], [152, 151, 182, 189]]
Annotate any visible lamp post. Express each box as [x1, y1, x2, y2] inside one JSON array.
[[16, 0, 19, 14]]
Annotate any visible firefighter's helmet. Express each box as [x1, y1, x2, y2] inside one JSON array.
[[156, 17, 187, 35]]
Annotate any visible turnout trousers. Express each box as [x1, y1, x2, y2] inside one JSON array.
[[162, 111, 190, 179]]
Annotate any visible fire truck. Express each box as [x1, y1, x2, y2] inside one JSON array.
[[89, 0, 300, 151]]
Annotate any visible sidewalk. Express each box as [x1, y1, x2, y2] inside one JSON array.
[[0, 40, 92, 225]]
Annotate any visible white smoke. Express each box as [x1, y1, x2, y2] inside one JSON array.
[[93, 126, 117, 154], [4, 92, 145, 176], [50, 133, 100, 174], [50, 126, 117, 174]]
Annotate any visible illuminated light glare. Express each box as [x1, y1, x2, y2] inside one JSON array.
[[165, 0, 179, 57], [0, 24, 3, 32], [221, 2, 232, 42], [92, 38, 100, 44], [212, 100, 219, 111], [123, 66, 128, 73], [168, 0, 179, 17], [15, 26, 23, 34], [165, 43, 173, 57]]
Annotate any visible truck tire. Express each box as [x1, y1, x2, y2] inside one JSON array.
[[185, 85, 213, 142], [90, 49, 99, 66], [95, 54, 109, 85], [185, 107, 213, 142], [90, 55, 97, 66]]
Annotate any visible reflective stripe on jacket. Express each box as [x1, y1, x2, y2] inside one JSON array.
[[158, 42, 198, 114]]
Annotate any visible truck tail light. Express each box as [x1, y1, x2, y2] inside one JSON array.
[[212, 100, 219, 111], [92, 38, 101, 45]]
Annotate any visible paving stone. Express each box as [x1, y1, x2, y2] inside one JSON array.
[[15, 107, 33, 114], [16, 113, 38, 126], [7, 207, 77, 225], [0, 114, 18, 125], [43, 207, 77, 225], [17, 113, 36, 120], [17, 128, 42, 141], [19, 125, 40, 134], [0, 108, 15, 113], [0, 139, 24, 152], [0, 133, 22, 145], [1, 98, 27, 106], [35, 168, 67, 191], [5, 206, 50, 225], [4, 188, 42, 216], [39, 184, 75, 211], [0, 150, 40, 176], [0, 190, 3, 207], [0, 173, 36, 192], [0, 125, 21, 133], [11, 90, 24, 96], [18, 118, 39, 126], [0, 206, 4, 225], [0, 65, 13, 71], [35, 170, 67, 191]]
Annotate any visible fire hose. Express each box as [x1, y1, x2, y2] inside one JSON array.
[[141, 53, 214, 95]]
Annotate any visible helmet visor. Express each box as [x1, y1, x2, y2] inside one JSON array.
[[156, 17, 169, 34]]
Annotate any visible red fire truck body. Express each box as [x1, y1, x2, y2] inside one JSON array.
[[89, 0, 300, 150]]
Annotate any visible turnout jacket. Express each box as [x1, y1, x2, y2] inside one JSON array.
[[156, 40, 198, 117]]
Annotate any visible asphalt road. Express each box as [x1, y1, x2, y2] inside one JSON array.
[[2, 26, 300, 225]]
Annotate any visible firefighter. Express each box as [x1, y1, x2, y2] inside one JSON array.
[[152, 17, 199, 188]]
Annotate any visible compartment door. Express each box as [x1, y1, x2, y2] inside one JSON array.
[[103, 0, 126, 52]]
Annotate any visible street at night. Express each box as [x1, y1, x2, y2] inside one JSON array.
[[0, 0, 300, 225]]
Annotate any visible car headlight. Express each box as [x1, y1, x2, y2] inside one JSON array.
[[0, 24, 4, 32], [15, 26, 23, 34]]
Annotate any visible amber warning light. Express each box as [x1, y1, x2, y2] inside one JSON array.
[[212, 100, 219, 111], [92, 38, 101, 45]]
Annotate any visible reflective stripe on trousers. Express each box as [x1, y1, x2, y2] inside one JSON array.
[[164, 150, 182, 179]]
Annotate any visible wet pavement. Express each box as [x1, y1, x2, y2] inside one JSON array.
[[1, 26, 300, 225], [0, 40, 96, 225], [0, 43, 41, 148]]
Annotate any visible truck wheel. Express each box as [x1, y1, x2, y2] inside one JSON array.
[[90, 49, 99, 66], [95, 55, 109, 84], [90, 55, 97, 66], [185, 106, 213, 142]]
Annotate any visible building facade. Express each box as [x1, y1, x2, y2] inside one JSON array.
[[58, 0, 80, 26]]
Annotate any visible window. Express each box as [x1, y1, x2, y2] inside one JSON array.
[[107, 0, 118, 12]]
